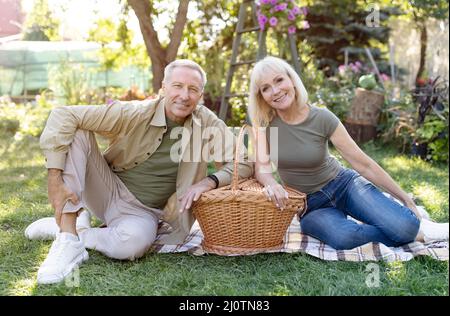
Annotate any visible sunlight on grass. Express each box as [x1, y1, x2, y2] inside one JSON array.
[[381, 156, 414, 173], [412, 183, 449, 219], [269, 283, 291, 296], [0, 137, 45, 170], [8, 277, 37, 296], [0, 197, 23, 219], [1, 133, 448, 295], [0, 173, 27, 183], [412, 183, 447, 204], [386, 261, 406, 283]]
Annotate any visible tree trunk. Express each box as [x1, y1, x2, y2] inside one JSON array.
[[151, 61, 165, 94], [415, 20, 427, 85], [344, 88, 385, 144], [128, 0, 190, 93]]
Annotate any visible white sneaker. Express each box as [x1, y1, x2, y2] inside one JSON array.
[[25, 211, 91, 240], [420, 219, 449, 243], [25, 217, 59, 240], [76, 210, 91, 232], [37, 232, 89, 285]]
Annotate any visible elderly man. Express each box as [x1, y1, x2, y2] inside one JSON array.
[[25, 59, 253, 284]]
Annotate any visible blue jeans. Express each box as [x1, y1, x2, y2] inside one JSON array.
[[300, 168, 420, 250]]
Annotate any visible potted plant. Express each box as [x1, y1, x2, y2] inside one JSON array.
[[411, 76, 449, 162]]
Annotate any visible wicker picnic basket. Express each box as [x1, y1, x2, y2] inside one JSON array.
[[192, 125, 307, 255]]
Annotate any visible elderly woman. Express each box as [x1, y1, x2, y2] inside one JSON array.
[[248, 56, 448, 250]]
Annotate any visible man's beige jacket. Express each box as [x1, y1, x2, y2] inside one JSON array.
[[40, 97, 254, 244]]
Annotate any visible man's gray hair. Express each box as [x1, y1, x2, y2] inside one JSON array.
[[163, 59, 207, 89]]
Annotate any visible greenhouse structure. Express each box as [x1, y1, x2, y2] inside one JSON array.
[[0, 40, 150, 100]]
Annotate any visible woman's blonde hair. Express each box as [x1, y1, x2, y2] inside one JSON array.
[[248, 56, 308, 127]]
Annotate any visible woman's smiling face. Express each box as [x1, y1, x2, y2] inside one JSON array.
[[258, 70, 296, 111]]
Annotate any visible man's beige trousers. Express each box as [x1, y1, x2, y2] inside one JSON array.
[[61, 130, 161, 260]]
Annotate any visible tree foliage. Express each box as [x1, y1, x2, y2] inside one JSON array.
[[389, 0, 449, 83], [180, 1, 241, 111], [293, 0, 401, 77], [87, 16, 149, 71], [22, 0, 60, 41], [127, 0, 190, 93], [84, 0, 448, 126]]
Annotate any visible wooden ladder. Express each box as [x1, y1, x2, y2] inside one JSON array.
[[219, 0, 302, 121]]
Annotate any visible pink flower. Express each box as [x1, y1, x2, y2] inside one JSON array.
[[300, 6, 308, 16], [349, 63, 360, 73], [354, 61, 362, 69], [338, 65, 347, 76], [380, 73, 390, 81], [257, 1, 309, 33], [258, 14, 268, 23], [258, 14, 268, 29], [269, 17, 278, 26], [278, 3, 288, 11], [288, 11, 296, 21], [291, 6, 301, 15], [288, 26, 297, 34]]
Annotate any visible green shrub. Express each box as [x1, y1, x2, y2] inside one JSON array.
[[416, 117, 449, 163], [48, 60, 93, 105], [380, 88, 449, 163], [379, 92, 416, 152], [0, 94, 53, 143], [310, 83, 354, 121], [0, 118, 20, 138]]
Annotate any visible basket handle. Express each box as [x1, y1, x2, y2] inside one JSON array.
[[232, 124, 251, 191]]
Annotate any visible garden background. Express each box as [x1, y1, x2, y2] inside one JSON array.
[[0, 0, 448, 296]]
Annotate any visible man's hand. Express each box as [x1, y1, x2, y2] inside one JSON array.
[[178, 177, 216, 213], [48, 169, 80, 226]]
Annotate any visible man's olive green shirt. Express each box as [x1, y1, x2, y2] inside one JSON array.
[[114, 117, 181, 210], [40, 97, 254, 244]]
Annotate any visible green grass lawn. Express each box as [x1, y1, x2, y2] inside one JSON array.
[[0, 136, 448, 296]]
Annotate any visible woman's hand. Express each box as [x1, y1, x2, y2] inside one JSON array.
[[403, 196, 423, 221], [263, 183, 289, 210], [178, 177, 216, 213]]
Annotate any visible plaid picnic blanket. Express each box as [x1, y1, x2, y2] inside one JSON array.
[[151, 197, 448, 262]]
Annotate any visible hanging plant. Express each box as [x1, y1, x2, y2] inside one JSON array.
[[256, 0, 310, 34]]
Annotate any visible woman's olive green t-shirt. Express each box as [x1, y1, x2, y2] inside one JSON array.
[[267, 105, 343, 194]]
